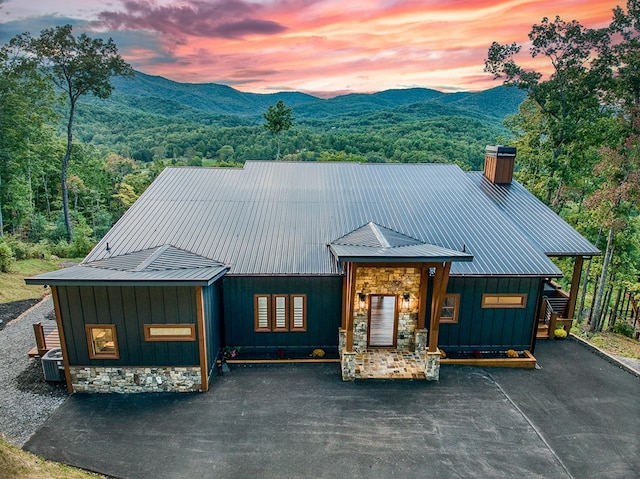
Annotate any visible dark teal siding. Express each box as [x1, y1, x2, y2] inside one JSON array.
[[202, 282, 223, 374], [222, 276, 342, 353], [57, 285, 200, 367], [438, 277, 542, 351]]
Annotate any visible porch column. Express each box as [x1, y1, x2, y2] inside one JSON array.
[[428, 262, 451, 352], [51, 286, 74, 394], [566, 256, 584, 320], [415, 266, 430, 351], [425, 262, 450, 381], [341, 262, 356, 380]]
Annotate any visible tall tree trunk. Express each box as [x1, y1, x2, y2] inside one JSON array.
[[42, 173, 50, 218], [62, 100, 75, 242], [609, 287, 623, 328], [598, 284, 613, 332], [577, 228, 602, 322], [590, 227, 615, 332]]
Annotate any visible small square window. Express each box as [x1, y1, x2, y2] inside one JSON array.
[[440, 294, 460, 323], [86, 324, 119, 359]]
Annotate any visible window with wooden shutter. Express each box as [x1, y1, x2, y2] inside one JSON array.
[[273, 295, 288, 331], [255, 295, 271, 331], [254, 294, 307, 332], [290, 294, 306, 331]]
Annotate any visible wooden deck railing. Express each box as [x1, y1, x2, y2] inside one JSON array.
[[28, 322, 61, 357], [541, 296, 572, 338]]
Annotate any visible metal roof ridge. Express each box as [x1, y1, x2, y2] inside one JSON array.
[[369, 222, 391, 248], [134, 244, 171, 272]]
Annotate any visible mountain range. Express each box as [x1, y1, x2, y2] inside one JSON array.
[[71, 71, 527, 166], [80, 70, 526, 128]]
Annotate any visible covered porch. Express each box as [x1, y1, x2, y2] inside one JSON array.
[[330, 222, 473, 381]]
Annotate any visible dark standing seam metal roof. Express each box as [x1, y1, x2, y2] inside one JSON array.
[[67, 162, 583, 278], [466, 172, 601, 257], [25, 245, 228, 286]]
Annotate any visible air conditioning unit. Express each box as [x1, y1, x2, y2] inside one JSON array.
[[41, 348, 65, 382]]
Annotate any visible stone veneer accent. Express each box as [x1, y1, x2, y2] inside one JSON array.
[[70, 366, 202, 393], [425, 350, 441, 381], [414, 329, 428, 352], [353, 267, 421, 352], [341, 351, 356, 381], [338, 328, 346, 358]]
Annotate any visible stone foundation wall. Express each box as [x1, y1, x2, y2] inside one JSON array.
[[70, 366, 202, 393]]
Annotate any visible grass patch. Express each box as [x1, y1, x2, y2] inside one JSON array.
[[574, 322, 640, 359], [0, 258, 75, 303], [0, 436, 105, 479]]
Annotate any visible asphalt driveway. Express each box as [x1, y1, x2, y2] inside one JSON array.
[[25, 339, 640, 479]]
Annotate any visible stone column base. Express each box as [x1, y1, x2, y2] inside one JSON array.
[[414, 329, 427, 352], [425, 350, 441, 381], [341, 351, 356, 381], [338, 328, 347, 358]]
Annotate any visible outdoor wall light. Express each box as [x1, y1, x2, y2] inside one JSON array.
[[403, 292, 411, 310], [358, 292, 366, 310]]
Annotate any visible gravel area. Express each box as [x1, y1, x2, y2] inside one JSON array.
[[0, 296, 68, 446]]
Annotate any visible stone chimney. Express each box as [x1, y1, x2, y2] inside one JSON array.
[[484, 145, 516, 184]]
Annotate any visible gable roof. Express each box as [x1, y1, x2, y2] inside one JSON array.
[[329, 222, 474, 263], [26, 245, 228, 286], [70, 161, 587, 278]]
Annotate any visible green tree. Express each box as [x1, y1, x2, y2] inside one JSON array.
[[8, 24, 133, 241], [586, 1, 640, 331], [485, 16, 610, 208], [263, 100, 295, 160], [0, 40, 56, 237]]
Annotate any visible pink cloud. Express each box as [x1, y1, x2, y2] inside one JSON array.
[[97, 0, 286, 40], [89, 0, 616, 94]]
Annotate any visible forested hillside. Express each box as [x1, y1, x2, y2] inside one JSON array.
[[73, 70, 525, 165]]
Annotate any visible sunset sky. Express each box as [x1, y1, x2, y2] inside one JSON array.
[[0, 0, 618, 96]]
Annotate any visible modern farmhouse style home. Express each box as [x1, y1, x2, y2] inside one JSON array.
[[27, 146, 600, 393]]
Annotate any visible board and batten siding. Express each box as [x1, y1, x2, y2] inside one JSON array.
[[57, 285, 201, 367], [438, 277, 542, 351], [223, 276, 343, 353], [202, 281, 223, 373]]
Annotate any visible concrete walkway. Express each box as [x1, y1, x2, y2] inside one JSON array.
[[25, 338, 640, 479]]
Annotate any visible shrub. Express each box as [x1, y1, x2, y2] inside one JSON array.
[[554, 328, 568, 339], [612, 322, 635, 338], [51, 240, 73, 258], [311, 348, 325, 358], [506, 349, 519, 358], [0, 242, 15, 273]]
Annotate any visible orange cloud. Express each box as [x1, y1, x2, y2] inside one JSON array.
[[94, 0, 616, 95]]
